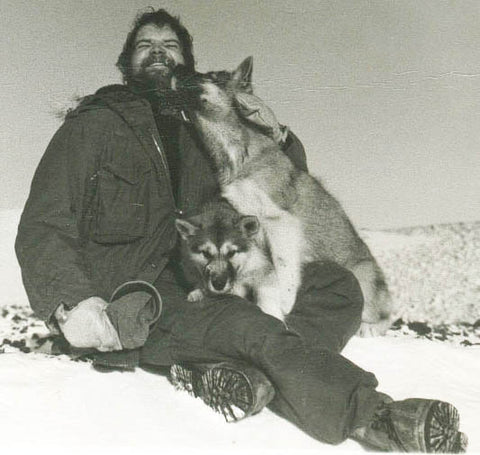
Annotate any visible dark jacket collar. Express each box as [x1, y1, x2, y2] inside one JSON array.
[[66, 84, 150, 120]]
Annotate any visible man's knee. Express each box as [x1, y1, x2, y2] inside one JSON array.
[[299, 261, 364, 312], [287, 262, 364, 351]]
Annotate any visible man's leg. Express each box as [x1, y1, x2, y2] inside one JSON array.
[[285, 261, 364, 352], [140, 262, 383, 444], [262, 261, 466, 452]]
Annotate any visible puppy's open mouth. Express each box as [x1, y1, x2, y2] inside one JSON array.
[[207, 279, 232, 295]]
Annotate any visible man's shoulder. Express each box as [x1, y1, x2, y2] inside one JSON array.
[[65, 84, 146, 120], [93, 84, 142, 104]]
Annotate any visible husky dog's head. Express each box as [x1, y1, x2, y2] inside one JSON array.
[[175, 200, 260, 295], [171, 57, 253, 122]]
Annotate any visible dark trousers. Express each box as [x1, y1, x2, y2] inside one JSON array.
[[139, 261, 382, 444]]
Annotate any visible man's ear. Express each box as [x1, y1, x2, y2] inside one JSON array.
[[175, 219, 199, 240], [232, 56, 253, 93], [239, 215, 260, 237]]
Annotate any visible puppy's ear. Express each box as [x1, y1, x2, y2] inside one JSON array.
[[239, 215, 259, 237], [232, 56, 253, 93], [175, 219, 199, 240]]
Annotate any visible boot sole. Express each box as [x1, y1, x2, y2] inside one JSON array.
[[170, 362, 275, 422], [424, 401, 468, 453]]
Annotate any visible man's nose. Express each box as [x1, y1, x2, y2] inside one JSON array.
[[151, 43, 167, 55]]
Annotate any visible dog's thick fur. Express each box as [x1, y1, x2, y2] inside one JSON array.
[[174, 58, 393, 336]]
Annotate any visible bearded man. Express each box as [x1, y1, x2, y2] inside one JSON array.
[[16, 8, 467, 452]]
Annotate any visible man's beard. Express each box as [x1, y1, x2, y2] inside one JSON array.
[[127, 54, 189, 116], [128, 53, 175, 99]]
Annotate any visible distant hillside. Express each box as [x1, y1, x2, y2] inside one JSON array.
[[361, 221, 480, 325]]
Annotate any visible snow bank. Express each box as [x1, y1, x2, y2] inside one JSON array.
[[361, 222, 480, 325]]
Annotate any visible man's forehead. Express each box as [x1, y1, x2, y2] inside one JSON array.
[[135, 24, 180, 43]]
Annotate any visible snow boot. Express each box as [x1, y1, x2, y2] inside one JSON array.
[[170, 361, 275, 422], [350, 395, 468, 452]]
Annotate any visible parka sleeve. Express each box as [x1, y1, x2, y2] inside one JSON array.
[[282, 130, 309, 172], [15, 114, 103, 323]]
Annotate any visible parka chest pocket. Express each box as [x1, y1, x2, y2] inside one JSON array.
[[92, 160, 152, 244]]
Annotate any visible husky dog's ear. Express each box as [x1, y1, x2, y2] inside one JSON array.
[[175, 219, 199, 240], [239, 215, 259, 237], [232, 57, 253, 93]]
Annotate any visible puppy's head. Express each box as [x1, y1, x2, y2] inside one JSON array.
[[175, 200, 259, 294]]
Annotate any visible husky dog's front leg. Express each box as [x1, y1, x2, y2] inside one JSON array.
[[256, 277, 289, 321], [231, 282, 250, 300], [222, 182, 303, 319], [261, 215, 304, 319], [271, 256, 301, 318], [255, 268, 298, 322]]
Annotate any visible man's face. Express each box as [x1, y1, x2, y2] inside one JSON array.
[[129, 24, 185, 88]]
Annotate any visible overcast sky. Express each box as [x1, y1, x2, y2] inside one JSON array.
[[2, 0, 480, 229]]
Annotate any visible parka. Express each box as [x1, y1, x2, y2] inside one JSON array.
[[15, 84, 307, 324]]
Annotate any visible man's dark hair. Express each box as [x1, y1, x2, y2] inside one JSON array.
[[116, 8, 195, 83]]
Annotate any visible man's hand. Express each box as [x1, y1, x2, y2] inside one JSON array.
[[55, 297, 122, 352], [235, 92, 288, 144]]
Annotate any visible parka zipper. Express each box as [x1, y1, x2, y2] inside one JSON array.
[[151, 134, 183, 216]]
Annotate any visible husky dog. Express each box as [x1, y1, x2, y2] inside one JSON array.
[[172, 58, 393, 336], [175, 200, 272, 303]]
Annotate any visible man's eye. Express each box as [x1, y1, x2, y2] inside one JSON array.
[[226, 250, 237, 259], [201, 251, 212, 260], [165, 43, 180, 50], [136, 43, 150, 50]]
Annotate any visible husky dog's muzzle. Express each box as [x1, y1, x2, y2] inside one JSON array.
[[171, 65, 207, 122], [205, 260, 234, 294]]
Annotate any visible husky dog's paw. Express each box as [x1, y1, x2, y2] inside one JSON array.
[[187, 289, 205, 303], [261, 306, 286, 323]]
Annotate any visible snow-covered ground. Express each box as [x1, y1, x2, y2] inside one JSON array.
[[1, 209, 479, 454]]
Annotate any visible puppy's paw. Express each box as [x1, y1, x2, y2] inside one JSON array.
[[187, 289, 205, 303]]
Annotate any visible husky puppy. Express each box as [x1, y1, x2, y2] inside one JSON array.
[[173, 58, 393, 336], [175, 200, 272, 303]]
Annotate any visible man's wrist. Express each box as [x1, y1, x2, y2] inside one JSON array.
[[54, 303, 68, 323], [46, 301, 73, 334], [52, 296, 96, 326]]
